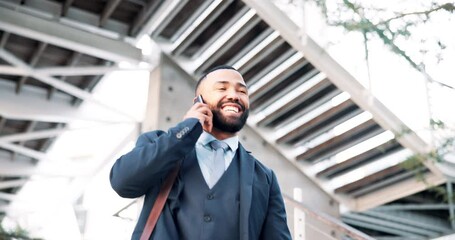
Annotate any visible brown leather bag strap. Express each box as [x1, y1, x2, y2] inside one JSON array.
[[140, 163, 180, 240]]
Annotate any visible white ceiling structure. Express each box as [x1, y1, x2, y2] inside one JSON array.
[[0, 0, 454, 239]]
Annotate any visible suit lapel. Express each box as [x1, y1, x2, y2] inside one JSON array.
[[238, 144, 254, 240]]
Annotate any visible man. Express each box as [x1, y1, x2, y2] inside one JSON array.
[[110, 66, 292, 240]]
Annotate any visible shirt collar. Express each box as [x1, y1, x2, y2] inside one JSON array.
[[197, 131, 239, 152]]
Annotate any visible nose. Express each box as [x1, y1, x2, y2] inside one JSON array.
[[226, 88, 239, 101]]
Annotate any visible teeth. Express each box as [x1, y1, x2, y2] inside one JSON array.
[[224, 106, 239, 113]]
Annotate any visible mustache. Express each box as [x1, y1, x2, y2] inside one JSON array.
[[216, 100, 246, 111]]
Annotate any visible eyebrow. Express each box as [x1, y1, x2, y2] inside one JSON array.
[[215, 80, 247, 89]]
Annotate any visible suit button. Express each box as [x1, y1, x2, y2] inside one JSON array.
[[207, 194, 214, 200], [203, 215, 212, 222]]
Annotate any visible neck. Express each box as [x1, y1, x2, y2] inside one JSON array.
[[209, 128, 237, 140]]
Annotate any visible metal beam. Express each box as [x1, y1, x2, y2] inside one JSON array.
[[0, 31, 10, 48], [331, 150, 412, 193], [99, 0, 122, 27], [376, 204, 451, 211], [130, 0, 170, 36], [0, 49, 137, 122], [248, 48, 303, 91], [0, 117, 6, 133], [342, 218, 423, 238], [12, 121, 37, 161], [0, 192, 16, 202], [196, 8, 264, 74], [0, 128, 66, 143], [0, 158, 35, 177], [0, 65, 28, 75], [150, 0, 189, 38], [1, 64, 154, 76], [447, 182, 455, 229], [0, 7, 142, 63], [355, 172, 446, 211], [349, 167, 417, 197], [248, 50, 302, 98], [236, 36, 285, 77], [316, 135, 398, 179], [0, 179, 28, 190], [190, 8, 259, 74], [343, 213, 438, 237], [61, 0, 75, 16], [0, 80, 133, 124], [0, 142, 49, 162], [35, 65, 155, 76], [241, 0, 441, 176], [364, 210, 451, 233], [282, 194, 375, 240], [172, 0, 231, 56], [271, 93, 350, 143], [229, 28, 277, 69], [250, 72, 327, 125], [245, 99, 357, 210], [170, 0, 216, 43], [16, 42, 48, 94], [47, 52, 82, 100]]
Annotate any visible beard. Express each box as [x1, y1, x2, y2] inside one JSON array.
[[211, 101, 249, 133]]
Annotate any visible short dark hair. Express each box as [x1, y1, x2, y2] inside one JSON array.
[[195, 65, 238, 94]]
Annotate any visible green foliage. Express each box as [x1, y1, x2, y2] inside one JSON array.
[[396, 118, 455, 203], [296, 0, 455, 206], [307, 0, 455, 89], [430, 118, 455, 162], [398, 149, 455, 204], [429, 185, 452, 203], [394, 126, 412, 139], [300, 0, 455, 206], [0, 224, 43, 240], [399, 153, 426, 182]]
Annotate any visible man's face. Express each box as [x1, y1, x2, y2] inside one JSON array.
[[197, 69, 250, 133]]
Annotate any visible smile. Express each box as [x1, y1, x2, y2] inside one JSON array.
[[222, 105, 240, 113]]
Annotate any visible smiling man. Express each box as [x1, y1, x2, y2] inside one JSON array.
[[110, 65, 292, 240]]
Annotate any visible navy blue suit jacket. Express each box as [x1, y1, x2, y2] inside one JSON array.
[[110, 118, 291, 240]]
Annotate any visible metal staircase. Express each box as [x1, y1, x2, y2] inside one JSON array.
[[0, 0, 453, 239], [140, 0, 444, 208], [141, 1, 453, 238]]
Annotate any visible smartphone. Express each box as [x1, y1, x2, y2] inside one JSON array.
[[193, 95, 204, 104]]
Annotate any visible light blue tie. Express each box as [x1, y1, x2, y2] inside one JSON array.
[[208, 140, 229, 188]]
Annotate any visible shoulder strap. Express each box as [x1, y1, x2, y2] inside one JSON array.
[[140, 163, 181, 240]]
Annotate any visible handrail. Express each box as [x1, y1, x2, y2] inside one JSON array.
[[283, 194, 375, 240]]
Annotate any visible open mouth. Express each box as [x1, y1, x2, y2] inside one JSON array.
[[220, 101, 245, 115], [222, 105, 240, 113]]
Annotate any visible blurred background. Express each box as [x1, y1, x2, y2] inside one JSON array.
[[0, 0, 454, 239]]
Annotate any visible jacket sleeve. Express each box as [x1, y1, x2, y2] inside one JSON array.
[[260, 171, 292, 240], [109, 118, 202, 198]]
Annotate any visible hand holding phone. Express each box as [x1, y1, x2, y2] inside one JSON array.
[[193, 95, 204, 104], [185, 95, 212, 132]]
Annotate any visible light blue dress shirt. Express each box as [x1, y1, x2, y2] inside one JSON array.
[[195, 132, 239, 187]]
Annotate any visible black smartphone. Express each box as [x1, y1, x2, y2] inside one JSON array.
[[193, 95, 204, 104]]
